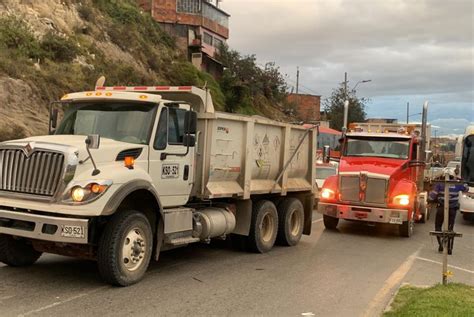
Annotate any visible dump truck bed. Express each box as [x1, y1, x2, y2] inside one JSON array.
[[193, 112, 316, 199]]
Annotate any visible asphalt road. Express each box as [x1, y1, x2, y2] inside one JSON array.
[[0, 210, 472, 317]]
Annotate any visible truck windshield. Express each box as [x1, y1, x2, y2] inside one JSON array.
[[344, 137, 410, 159], [461, 135, 474, 184], [55, 102, 156, 145]]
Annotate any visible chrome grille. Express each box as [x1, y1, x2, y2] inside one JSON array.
[[0, 149, 64, 197], [340, 174, 388, 205]]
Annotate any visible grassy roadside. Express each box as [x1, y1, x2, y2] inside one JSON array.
[[384, 283, 474, 317]]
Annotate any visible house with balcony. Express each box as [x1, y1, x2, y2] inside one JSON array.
[[137, 0, 230, 78]]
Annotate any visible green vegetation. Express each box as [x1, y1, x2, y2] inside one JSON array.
[[384, 283, 474, 317], [323, 83, 368, 130], [218, 44, 288, 114], [0, 0, 290, 140]]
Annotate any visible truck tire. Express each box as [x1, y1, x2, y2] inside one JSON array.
[[418, 200, 428, 223], [0, 234, 42, 267], [399, 212, 414, 237], [246, 200, 278, 253], [98, 210, 153, 286], [323, 215, 339, 230], [276, 198, 304, 246], [463, 213, 474, 222]]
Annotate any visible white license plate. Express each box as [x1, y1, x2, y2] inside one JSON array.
[[61, 225, 85, 238], [389, 217, 403, 224]]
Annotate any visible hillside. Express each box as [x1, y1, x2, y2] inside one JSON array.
[[0, 0, 292, 141]]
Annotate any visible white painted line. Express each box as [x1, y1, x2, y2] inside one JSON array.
[[19, 286, 107, 316], [312, 218, 323, 224], [363, 249, 420, 317], [416, 256, 474, 274]]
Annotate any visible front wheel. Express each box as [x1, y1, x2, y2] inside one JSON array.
[[0, 234, 42, 267], [323, 215, 339, 230], [399, 212, 414, 237], [98, 210, 153, 286]]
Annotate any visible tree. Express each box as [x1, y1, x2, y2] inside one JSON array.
[[217, 44, 287, 113], [323, 83, 368, 130]]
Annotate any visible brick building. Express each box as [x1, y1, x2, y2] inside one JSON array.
[[287, 93, 321, 123], [137, 0, 229, 78]]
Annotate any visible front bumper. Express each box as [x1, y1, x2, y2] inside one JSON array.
[[0, 209, 89, 244], [318, 202, 408, 224], [459, 194, 474, 214]]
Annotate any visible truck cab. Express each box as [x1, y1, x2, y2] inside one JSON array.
[[318, 121, 429, 237]]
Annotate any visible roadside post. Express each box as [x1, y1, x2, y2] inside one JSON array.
[[429, 172, 463, 285]]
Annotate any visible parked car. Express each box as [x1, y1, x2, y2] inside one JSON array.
[[315, 164, 338, 193]]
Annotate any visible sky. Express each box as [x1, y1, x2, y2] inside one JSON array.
[[220, 0, 473, 135]]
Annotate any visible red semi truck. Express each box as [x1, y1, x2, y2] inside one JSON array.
[[317, 103, 430, 237]]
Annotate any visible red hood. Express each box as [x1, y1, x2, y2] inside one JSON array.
[[339, 156, 407, 176]]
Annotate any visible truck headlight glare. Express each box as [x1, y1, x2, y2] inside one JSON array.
[[393, 194, 410, 206], [71, 187, 86, 202], [65, 181, 112, 204], [321, 188, 335, 200]]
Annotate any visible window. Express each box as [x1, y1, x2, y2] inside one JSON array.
[[154, 108, 168, 150], [203, 32, 213, 46], [177, 0, 201, 14], [168, 108, 187, 144], [154, 107, 187, 150], [213, 37, 223, 49]]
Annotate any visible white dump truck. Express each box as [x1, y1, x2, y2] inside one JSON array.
[[0, 85, 316, 286]]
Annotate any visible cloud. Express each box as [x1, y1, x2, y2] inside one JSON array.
[[221, 0, 473, 132]]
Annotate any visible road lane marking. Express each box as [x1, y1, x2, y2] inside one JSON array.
[[19, 286, 108, 317], [312, 218, 323, 224], [416, 256, 474, 274], [363, 249, 420, 317]]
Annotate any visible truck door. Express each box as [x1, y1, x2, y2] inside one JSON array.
[[149, 103, 195, 207]]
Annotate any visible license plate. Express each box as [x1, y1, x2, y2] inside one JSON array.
[[389, 217, 403, 224], [61, 225, 85, 238]]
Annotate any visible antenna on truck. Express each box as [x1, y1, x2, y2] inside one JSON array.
[[95, 76, 106, 88]]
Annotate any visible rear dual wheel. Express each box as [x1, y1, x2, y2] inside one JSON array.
[[276, 198, 304, 246], [247, 200, 278, 253]]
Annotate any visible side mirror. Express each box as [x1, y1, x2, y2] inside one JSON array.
[[184, 111, 197, 134], [85, 134, 100, 149], [323, 145, 331, 163], [51, 108, 58, 130], [183, 134, 196, 147]]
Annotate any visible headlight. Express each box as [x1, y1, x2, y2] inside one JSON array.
[[321, 188, 336, 200], [64, 180, 112, 204], [393, 194, 410, 206]]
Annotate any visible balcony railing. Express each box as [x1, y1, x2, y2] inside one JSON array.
[[176, 0, 229, 29]]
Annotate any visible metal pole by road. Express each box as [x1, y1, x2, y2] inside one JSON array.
[[442, 171, 449, 285], [406, 102, 409, 124]]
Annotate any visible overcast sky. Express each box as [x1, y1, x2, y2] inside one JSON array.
[[220, 0, 473, 135]]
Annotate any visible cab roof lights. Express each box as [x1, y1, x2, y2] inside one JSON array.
[[95, 86, 194, 91], [61, 90, 162, 103]]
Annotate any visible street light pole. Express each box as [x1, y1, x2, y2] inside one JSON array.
[[342, 73, 371, 131]]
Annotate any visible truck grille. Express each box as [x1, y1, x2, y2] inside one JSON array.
[[0, 149, 65, 197], [340, 174, 388, 205]]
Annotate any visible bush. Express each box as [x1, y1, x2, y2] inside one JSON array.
[[0, 15, 44, 59], [40, 32, 80, 62]]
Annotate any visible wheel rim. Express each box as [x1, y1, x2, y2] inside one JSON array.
[[289, 209, 302, 236], [122, 227, 146, 272], [260, 212, 274, 243]]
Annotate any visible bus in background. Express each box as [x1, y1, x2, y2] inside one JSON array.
[[460, 125, 474, 222]]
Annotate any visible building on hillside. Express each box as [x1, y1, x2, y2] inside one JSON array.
[[287, 93, 321, 123], [137, 0, 229, 78], [365, 118, 398, 124]]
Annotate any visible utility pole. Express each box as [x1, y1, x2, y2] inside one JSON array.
[[342, 72, 349, 131], [406, 102, 410, 124], [296, 66, 300, 111]]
